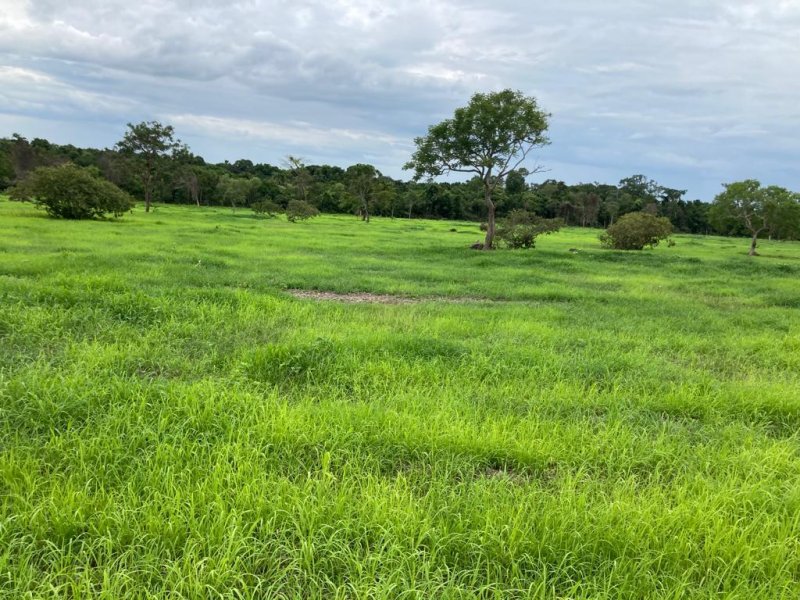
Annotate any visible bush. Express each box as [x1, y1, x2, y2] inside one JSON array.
[[496, 210, 562, 249], [9, 164, 134, 219], [286, 200, 319, 222], [251, 199, 281, 218], [600, 212, 673, 250]]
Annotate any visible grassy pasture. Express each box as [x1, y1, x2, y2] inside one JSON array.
[[1, 197, 799, 598]]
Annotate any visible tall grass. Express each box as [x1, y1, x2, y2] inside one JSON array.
[[1, 198, 799, 598]]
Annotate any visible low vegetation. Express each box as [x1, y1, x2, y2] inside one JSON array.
[[286, 199, 320, 222], [251, 199, 281, 218], [1, 198, 799, 598], [3, 130, 799, 242], [600, 211, 673, 250], [496, 209, 563, 249], [9, 164, 134, 219]]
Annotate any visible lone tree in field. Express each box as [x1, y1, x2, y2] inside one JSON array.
[[709, 180, 800, 256], [116, 121, 183, 213], [404, 89, 550, 249]]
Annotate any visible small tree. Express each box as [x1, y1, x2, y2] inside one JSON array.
[[344, 164, 395, 222], [251, 199, 281, 218], [709, 180, 800, 255], [286, 199, 319, 222], [284, 155, 313, 202], [116, 121, 183, 213], [344, 164, 376, 222], [600, 212, 673, 250], [495, 210, 562, 249], [10, 164, 134, 219], [405, 89, 550, 249]]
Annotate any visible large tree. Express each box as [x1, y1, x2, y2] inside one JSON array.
[[404, 89, 550, 249], [116, 121, 183, 212], [709, 180, 800, 256]]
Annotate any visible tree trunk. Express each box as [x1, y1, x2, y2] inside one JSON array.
[[144, 157, 153, 213], [483, 187, 495, 250], [749, 233, 759, 256]]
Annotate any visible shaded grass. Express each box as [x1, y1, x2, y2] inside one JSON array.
[[1, 197, 800, 598]]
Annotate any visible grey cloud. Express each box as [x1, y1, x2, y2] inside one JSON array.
[[1, 0, 799, 198]]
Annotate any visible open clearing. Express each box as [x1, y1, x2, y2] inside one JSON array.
[[1, 199, 799, 598]]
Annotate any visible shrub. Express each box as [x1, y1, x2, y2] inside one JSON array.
[[9, 164, 134, 219], [600, 212, 673, 250], [286, 200, 319, 222], [496, 210, 562, 249], [251, 199, 281, 218]]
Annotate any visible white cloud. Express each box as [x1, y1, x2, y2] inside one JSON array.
[[0, 0, 798, 197], [0, 65, 138, 116], [166, 113, 405, 150]]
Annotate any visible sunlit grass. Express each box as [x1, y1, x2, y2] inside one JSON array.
[[1, 197, 799, 598]]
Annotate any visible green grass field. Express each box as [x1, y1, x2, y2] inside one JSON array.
[[1, 198, 799, 598]]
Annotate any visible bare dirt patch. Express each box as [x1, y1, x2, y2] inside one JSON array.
[[286, 289, 492, 304], [287, 289, 420, 304]]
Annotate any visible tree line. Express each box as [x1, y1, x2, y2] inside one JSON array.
[[0, 128, 711, 232], [1, 120, 798, 252]]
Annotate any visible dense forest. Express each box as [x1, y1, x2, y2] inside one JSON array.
[[0, 131, 736, 235]]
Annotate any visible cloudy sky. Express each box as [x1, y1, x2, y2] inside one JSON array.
[[1, 0, 798, 199]]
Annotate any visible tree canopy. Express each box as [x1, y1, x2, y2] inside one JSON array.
[[405, 89, 550, 249], [4, 130, 800, 247], [709, 180, 800, 255], [116, 121, 183, 212]]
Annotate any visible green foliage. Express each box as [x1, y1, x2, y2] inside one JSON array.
[[496, 209, 562, 249], [709, 180, 800, 253], [404, 90, 550, 182], [0, 148, 14, 189], [283, 155, 314, 203], [8, 164, 134, 219], [251, 199, 282, 218], [1, 135, 719, 232], [115, 121, 183, 211], [216, 175, 260, 210], [504, 169, 528, 197], [600, 211, 673, 250], [405, 89, 550, 248], [116, 121, 182, 161], [286, 199, 320, 222], [344, 163, 378, 221], [343, 164, 398, 221]]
